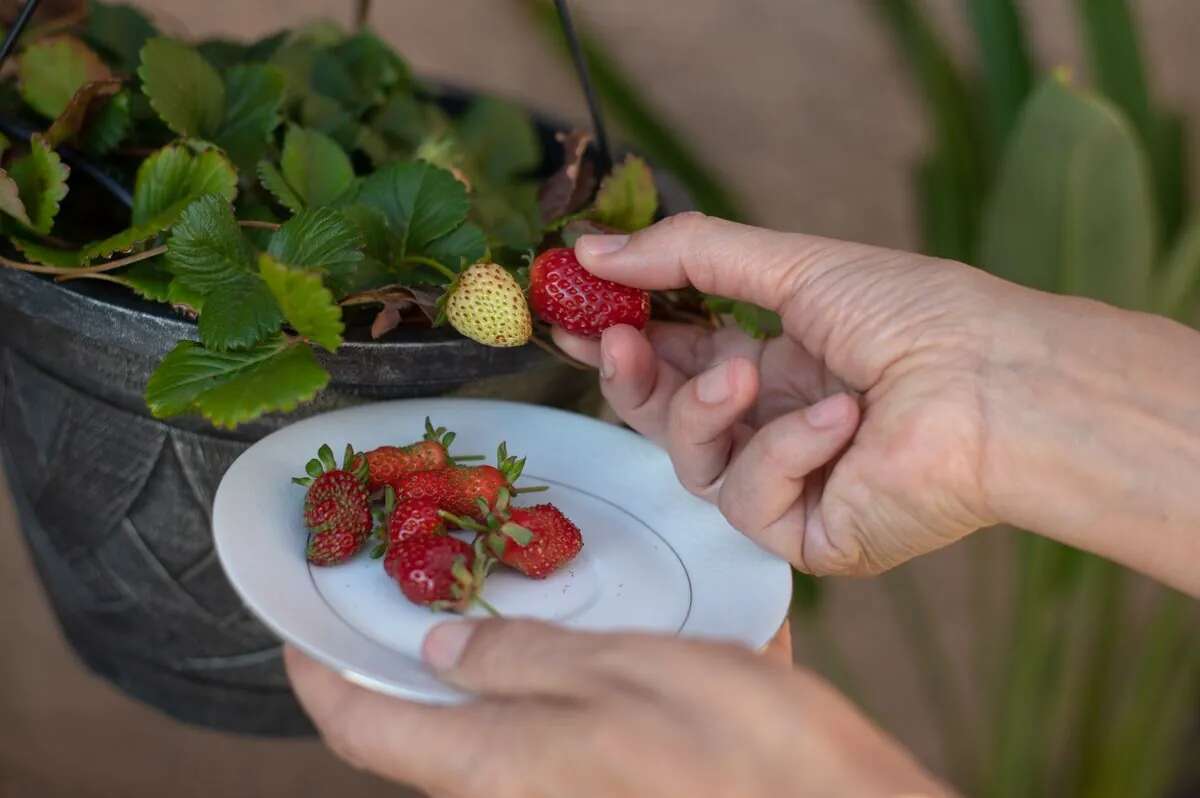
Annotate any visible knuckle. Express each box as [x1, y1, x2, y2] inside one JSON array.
[[657, 210, 710, 235]]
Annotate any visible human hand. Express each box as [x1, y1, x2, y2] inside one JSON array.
[[285, 620, 951, 798], [555, 212, 1007, 576]]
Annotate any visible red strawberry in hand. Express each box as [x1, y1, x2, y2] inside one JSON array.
[[384, 534, 498, 614], [529, 247, 650, 338], [293, 444, 372, 566], [389, 443, 546, 520], [364, 417, 481, 491]]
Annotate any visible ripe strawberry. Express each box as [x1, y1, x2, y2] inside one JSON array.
[[389, 498, 446, 545], [529, 247, 650, 338], [364, 418, 480, 491], [389, 442, 546, 519], [384, 534, 498, 614], [497, 503, 584, 578], [293, 444, 372, 566], [442, 262, 532, 347], [445, 489, 583, 579]]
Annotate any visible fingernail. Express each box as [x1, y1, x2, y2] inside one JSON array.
[[577, 234, 630, 257], [805, 394, 851, 429], [599, 335, 616, 381], [696, 360, 733, 404], [423, 621, 477, 671]]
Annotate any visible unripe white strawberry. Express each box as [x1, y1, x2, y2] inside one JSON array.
[[444, 262, 532, 347]]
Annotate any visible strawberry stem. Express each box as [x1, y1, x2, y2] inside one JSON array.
[[406, 255, 458, 283], [512, 485, 550, 495], [451, 454, 486, 463], [474, 595, 502, 618]]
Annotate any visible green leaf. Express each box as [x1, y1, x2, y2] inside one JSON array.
[[132, 144, 238, 226], [11, 236, 81, 267], [267, 207, 364, 297], [43, 79, 122, 149], [423, 222, 486, 271], [138, 37, 225, 138], [81, 88, 133, 155], [355, 161, 470, 258], [257, 161, 304, 213], [259, 253, 344, 351], [120, 258, 174, 302], [85, 1, 158, 74], [197, 273, 284, 351], [373, 93, 430, 150], [18, 36, 111, 119], [704, 296, 781, 339], [456, 98, 540, 182], [915, 152, 975, 261], [166, 194, 258, 293], [473, 183, 541, 251], [965, 0, 1035, 153], [980, 75, 1156, 309], [215, 64, 286, 171], [312, 33, 408, 112], [592, 155, 658, 232], [732, 302, 782, 339], [167, 277, 205, 311], [1077, 0, 1183, 244], [9, 135, 70, 235], [1155, 216, 1200, 321], [146, 337, 329, 428], [874, 0, 987, 256], [791, 569, 823, 614], [279, 125, 356, 209]]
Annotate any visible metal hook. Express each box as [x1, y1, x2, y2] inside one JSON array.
[[553, 0, 613, 178]]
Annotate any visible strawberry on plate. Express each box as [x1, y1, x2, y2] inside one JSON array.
[[384, 534, 498, 614], [293, 444, 372, 566], [389, 442, 546, 519], [364, 417, 481, 491]]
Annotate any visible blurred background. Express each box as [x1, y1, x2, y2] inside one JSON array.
[[2, 1, 1200, 796]]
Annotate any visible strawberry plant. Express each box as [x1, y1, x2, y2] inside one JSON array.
[[0, 2, 668, 429]]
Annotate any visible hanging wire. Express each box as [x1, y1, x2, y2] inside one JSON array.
[[553, 0, 613, 178], [0, 0, 40, 68], [0, 0, 134, 208]]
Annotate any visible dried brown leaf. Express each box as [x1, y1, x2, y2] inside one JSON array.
[[538, 130, 596, 225]]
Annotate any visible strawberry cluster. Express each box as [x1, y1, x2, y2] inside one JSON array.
[[293, 417, 583, 614]]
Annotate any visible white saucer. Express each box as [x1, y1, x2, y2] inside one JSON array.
[[213, 399, 791, 703]]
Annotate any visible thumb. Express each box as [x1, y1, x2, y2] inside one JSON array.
[[575, 212, 856, 314]]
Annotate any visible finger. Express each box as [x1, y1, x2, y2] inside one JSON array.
[[596, 324, 688, 446], [717, 394, 860, 564], [576, 211, 855, 313], [284, 646, 485, 792], [551, 326, 600, 367], [665, 356, 759, 496], [423, 619, 617, 697]]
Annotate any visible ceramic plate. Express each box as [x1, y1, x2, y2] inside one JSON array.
[[213, 399, 791, 703]]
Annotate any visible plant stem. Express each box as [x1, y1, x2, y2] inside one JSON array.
[[511, 485, 549, 495], [883, 565, 977, 789], [238, 219, 281, 231], [404, 255, 457, 283], [0, 244, 167, 276]]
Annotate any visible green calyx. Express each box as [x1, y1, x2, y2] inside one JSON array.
[[291, 442, 368, 485], [429, 540, 501, 616], [440, 487, 534, 559], [420, 415, 483, 463], [368, 485, 397, 557]]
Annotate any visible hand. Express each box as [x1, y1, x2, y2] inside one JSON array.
[[556, 212, 1007, 576], [285, 620, 952, 798]]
